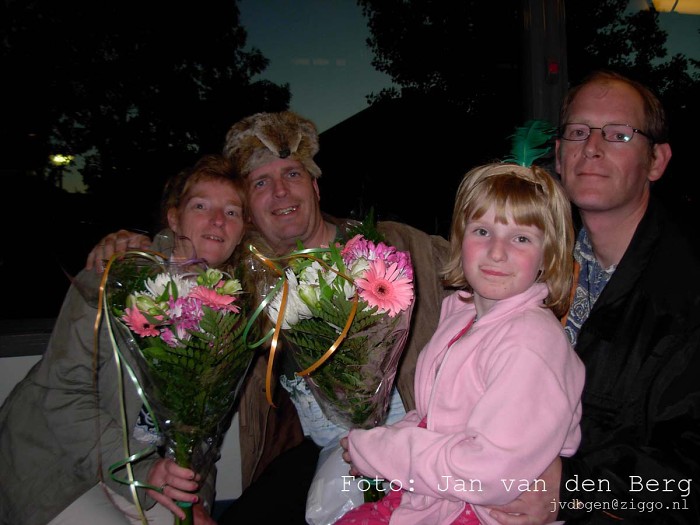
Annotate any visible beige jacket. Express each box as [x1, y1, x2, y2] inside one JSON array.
[[237, 220, 450, 488], [0, 251, 217, 525]]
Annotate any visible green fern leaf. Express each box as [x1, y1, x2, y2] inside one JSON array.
[[346, 208, 385, 243]]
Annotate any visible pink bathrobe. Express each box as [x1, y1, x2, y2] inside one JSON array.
[[347, 283, 585, 525]]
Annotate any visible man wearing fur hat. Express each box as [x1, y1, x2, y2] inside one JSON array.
[[223, 111, 333, 256], [88, 110, 450, 523], [221, 111, 449, 523]]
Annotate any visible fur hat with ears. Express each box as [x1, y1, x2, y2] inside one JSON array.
[[223, 111, 322, 179]]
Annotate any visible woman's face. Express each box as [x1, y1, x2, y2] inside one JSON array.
[[167, 179, 245, 267]]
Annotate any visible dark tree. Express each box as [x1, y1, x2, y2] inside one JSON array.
[[1, 0, 290, 216], [564, 1, 693, 86], [319, 0, 698, 238], [317, 1, 525, 236], [0, 0, 290, 318], [358, 0, 522, 130]]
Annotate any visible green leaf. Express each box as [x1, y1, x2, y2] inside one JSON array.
[[346, 208, 385, 243]]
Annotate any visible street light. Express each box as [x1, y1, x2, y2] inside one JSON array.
[[49, 154, 73, 166], [650, 0, 700, 14]]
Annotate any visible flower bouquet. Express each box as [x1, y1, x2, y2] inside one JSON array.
[[104, 248, 255, 525], [256, 223, 414, 501]]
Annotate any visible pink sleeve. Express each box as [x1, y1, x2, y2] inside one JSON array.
[[385, 409, 422, 430], [348, 319, 584, 506]]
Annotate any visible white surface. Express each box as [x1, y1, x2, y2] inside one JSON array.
[[215, 412, 243, 500], [0, 354, 41, 406]]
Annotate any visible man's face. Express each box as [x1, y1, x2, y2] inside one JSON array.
[[245, 158, 323, 254], [555, 80, 667, 218]]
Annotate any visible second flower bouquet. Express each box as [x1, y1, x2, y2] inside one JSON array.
[[261, 228, 415, 430]]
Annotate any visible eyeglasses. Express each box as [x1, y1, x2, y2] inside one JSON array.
[[559, 123, 653, 143]]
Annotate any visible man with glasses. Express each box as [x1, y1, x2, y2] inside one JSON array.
[[489, 70, 700, 524], [559, 123, 652, 143]]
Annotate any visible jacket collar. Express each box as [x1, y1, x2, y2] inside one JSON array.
[[458, 282, 550, 325], [590, 197, 662, 310]]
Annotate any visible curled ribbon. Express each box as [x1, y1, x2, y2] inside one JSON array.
[[245, 244, 359, 406], [95, 249, 188, 525]]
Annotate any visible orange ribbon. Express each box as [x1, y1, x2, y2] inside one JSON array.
[[295, 295, 358, 377], [248, 244, 360, 405]]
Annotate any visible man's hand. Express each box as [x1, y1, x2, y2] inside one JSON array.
[[339, 435, 362, 477], [193, 502, 217, 525], [85, 229, 152, 272], [488, 456, 562, 525]]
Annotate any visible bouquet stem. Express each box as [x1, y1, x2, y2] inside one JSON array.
[[174, 501, 193, 525], [362, 476, 386, 503], [171, 432, 196, 525]]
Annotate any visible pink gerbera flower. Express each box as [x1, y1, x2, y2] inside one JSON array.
[[341, 234, 370, 266], [189, 286, 240, 313], [355, 258, 414, 317], [385, 249, 413, 280], [371, 241, 396, 263], [123, 306, 160, 338]]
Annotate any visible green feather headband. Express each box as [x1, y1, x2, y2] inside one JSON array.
[[502, 119, 557, 167]]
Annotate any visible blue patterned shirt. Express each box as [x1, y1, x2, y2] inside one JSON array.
[[565, 228, 617, 347]]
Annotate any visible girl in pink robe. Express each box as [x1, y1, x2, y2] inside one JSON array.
[[338, 163, 585, 525]]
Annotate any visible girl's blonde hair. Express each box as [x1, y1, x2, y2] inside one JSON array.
[[441, 163, 574, 319]]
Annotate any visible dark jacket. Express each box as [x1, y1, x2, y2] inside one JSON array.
[[559, 198, 700, 524]]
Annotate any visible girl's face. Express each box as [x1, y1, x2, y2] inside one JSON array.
[[167, 179, 245, 267], [461, 204, 544, 317]]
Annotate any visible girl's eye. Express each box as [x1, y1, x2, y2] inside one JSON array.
[[515, 235, 530, 243], [226, 209, 240, 217], [475, 228, 488, 236]]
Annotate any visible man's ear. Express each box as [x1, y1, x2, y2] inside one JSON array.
[[313, 178, 321, 201], [648, 143, 671, 183]]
